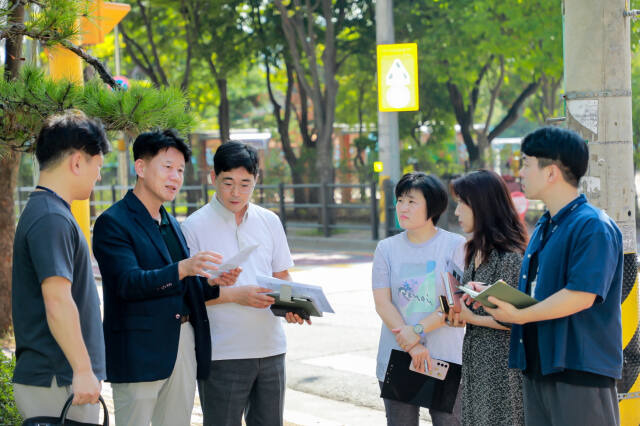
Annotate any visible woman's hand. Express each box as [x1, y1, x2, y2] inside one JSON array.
[[461, 281, 488, 309], [450, 300, 473, 326], [391, 325, 420, 352], [408, 344, 433, 373]]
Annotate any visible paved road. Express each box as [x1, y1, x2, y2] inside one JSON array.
[[283, 251, 432, 425]]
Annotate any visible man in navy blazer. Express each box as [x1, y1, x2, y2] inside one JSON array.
[[93, 130, 239, 426]]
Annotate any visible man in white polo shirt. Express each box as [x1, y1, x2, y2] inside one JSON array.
[[181, 141, 308, 426]]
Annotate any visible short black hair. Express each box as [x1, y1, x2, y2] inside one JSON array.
[[213, 141, 259, 177], [521, 126, 588, 187], [395, 172, 448, 225], [132, 129, 191, 162], [35, 109, 110, 170]]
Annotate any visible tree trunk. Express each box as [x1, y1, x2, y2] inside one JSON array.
[[0, 0, 25, 337], [0, 154, 20, 336], [217, 78, 230, 143], [184, 140, 199, 216], [473, 134, 491, 169], [4, 2, 24, 81]]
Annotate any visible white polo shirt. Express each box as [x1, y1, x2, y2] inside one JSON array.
[[181, 195, 293, 360]]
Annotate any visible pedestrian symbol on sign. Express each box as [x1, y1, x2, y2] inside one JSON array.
[[377, 43, 419, 112], [385, 59, 411, 108]]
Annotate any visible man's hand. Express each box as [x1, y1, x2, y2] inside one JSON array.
[[408, 344, 433, 373], [484, 296, 523, 324], [285, 312, 312, 325], [71, 370, 101, 405], [208, 267, 241, 287], [178, 251, 223, 280], [391, 325, 420, 352], [232, 286, 275, 309]]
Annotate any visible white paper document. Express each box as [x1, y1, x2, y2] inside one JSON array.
[[256, 275, 335, 314], [207, 244, 259, 278]]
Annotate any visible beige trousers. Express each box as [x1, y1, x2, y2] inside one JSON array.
[[13, 376, 101, 423], [112, 322, 197, 426]]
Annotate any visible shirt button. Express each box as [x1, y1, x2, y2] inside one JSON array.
[[522, 275, 527, 279], [520, 339, 523, 343], [176, 314, 181, 320], [527, 254, 531, 258]]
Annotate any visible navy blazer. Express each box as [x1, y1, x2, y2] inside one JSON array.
[[93, 190, 219, 383]]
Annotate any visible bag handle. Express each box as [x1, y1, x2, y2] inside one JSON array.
[[59, 394, 109, 426]]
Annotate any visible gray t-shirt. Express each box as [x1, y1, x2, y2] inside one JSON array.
[[372, 229, 466, 381], [12, 191, 105, 386]]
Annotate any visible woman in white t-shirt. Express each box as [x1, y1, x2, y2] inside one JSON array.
[[372, 172, 465, 426]]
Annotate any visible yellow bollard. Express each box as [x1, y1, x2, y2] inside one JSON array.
[[619, 258, 640, 425]]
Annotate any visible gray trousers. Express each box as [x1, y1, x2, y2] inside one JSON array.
[[111, 322, 197, 426], [13, 376, 100, 423], [378, 381, 462, 426], [523, 375, 620, 426], [198, 353, 286, 426]]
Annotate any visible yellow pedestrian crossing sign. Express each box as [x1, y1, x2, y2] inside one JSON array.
[[377, 43, 419, 112]]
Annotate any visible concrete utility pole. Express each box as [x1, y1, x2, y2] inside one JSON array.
[[563, 1, 639, 423], [375, 0, 401, 184]]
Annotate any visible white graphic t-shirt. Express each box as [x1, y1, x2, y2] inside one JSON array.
[[372, 229, 466, 381]]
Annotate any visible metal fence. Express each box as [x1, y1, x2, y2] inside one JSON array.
[[15, 181, 383, 240]]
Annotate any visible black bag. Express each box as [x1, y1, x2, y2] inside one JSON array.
[[22, 394, 109, 426], [380, 349, 462, 413]]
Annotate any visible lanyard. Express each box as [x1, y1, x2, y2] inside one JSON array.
[[35, 185, 71, 210]]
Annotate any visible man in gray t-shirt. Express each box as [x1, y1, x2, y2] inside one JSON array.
[[11, 110, 110, 423]]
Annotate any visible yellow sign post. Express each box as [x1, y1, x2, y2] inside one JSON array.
[[377, 43, 419, 112]]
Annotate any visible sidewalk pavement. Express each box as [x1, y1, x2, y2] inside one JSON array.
[[97, 382, 389, 426]]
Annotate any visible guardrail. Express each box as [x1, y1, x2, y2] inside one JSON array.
[[15, 181, 382, 240]]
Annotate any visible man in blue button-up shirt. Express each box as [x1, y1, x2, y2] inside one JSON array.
[[484, 127, 623, 426]]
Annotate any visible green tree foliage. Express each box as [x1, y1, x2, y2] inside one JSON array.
[[0, 66, 193, 152], [395, 0, 562, 167], [272, 0, 374, 194], [116, 0, 260, 140], [0, 351, 21, 425]]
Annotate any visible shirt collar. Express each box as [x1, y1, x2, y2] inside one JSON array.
[[210, 194, 251, 224], [159, 207, 170, 226], [537, 194, 587, 228]]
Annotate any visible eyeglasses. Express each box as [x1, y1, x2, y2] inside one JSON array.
[[219, 181, 255, 194]]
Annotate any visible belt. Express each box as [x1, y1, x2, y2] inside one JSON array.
[[180, 314, 190, 324]]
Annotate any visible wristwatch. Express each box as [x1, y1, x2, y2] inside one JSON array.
[[413, 323, 425, 338]]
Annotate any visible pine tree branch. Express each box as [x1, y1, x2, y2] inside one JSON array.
[[1, 23, 118, 88], [60, 40, 117, 88]]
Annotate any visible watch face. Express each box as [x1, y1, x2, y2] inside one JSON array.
[[413, 324, 424, 334]]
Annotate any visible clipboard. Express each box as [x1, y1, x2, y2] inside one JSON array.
[[380, 349, 461, 413], [267, 284, 322, 320]]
